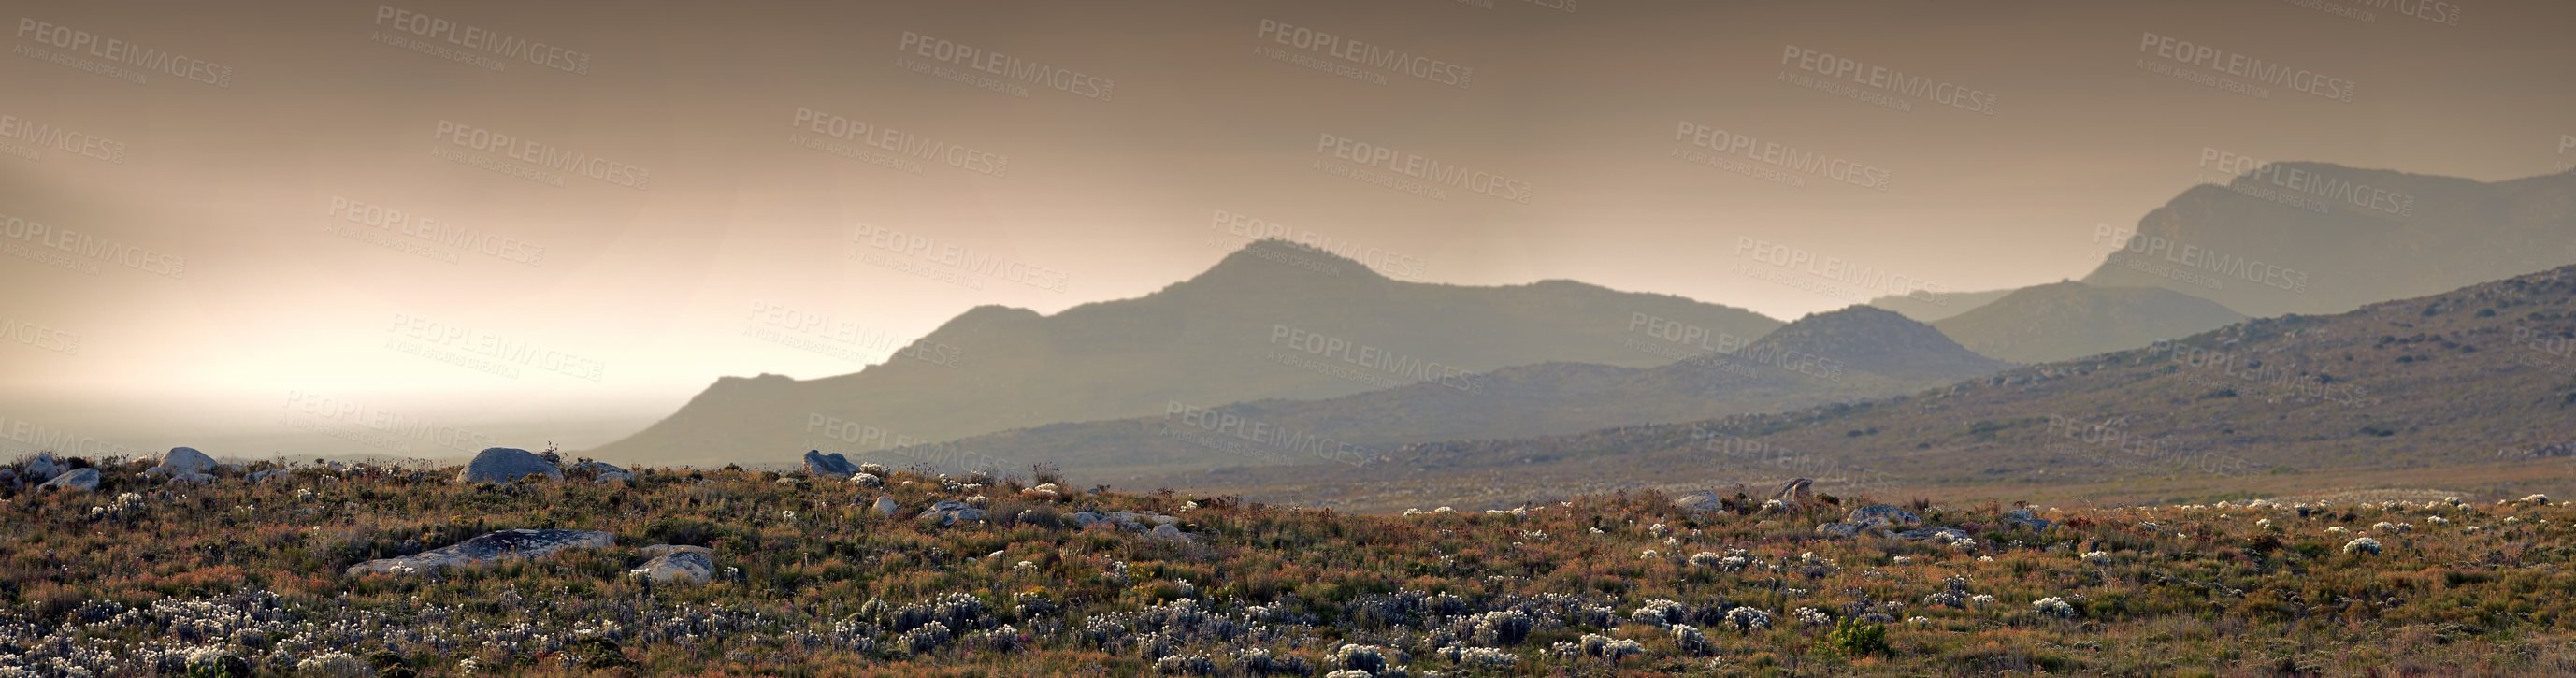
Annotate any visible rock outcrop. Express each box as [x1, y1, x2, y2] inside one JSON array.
[[804, 450, 860, 479], [1671, 490, 1725, 514], [345, 529, 613, 576], [568, 460, 634, 483], [629, 546, 714, 584], [2001, 509, 2053, 531], [1846, 505, 1921, 529], [38, 468, 98, 492], [874, 496, 900, 516], [918, 500, 988, 526], [21, 453, 65, 483], [456, 448, 562, 483], [1770, 478, 1814, 505]]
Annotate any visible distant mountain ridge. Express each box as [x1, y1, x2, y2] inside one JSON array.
[[587, 239, 1783, 467], [1151, 265, 2576, 512], [896, 306, 2007, 480], [1930, 281, 2247, 363], [2081, 163, 2576, 317]]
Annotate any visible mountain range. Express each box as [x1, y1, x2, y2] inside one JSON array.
[[591, 239, 1780, 467], [885, 306, 2006, 479]]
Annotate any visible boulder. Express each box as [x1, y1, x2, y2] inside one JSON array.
[[804, 450, 860, 479], [918, 500, 988, 526], [2002, 509, 2053, 531], [1671, 490, 1726, 514], [1815, 522, 1865, 538], [38, 468, 98, 492], [1769, 478, 1814, 505], [873, 496, 900, 517], [456, 448, 562, 483], [1847, 505, 1921, 529], [345, 528, 613, 576], [629, 550, 714, 584], [22, 453, 65, 483], [1146, 524, 1193, 542], [0, 468, 15, 484], [568, 460, 634, 483], [157, 447, 219, 476], [1070, 512, 1108, 527]]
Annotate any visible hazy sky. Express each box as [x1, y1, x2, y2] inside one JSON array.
[[4, 0, 2570, 458]]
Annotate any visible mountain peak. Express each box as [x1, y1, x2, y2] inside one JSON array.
[[1193, 238, 1389, 283], [1749, 305, 2008, 379]]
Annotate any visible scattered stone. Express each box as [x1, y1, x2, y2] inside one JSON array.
[[873, 496, 900, 517], [0, 469, 15, 485], [568, 460, 634, 483], [38, 468, 99, 492], [1070, 512, 1108, 527], [918, 500, 989, 526], [1146, 524, 1193, 542], [456, 448, 562, 483], [804, 450, 860, 479], [347, 529, 613, 576], [1815, 522, 1864, 538], [157, 447, 219, 476], [628, 550, 714, 584], [1770, 478, 1814, 505], [21, 453, 65, 483], [247, 469, 292, 484], [1671, 490, 1725, 514], [2002, 509, 2054, 531], [1847, 505, 1921, 529]]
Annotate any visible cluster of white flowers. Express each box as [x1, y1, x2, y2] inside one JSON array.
[[2032, 597, 2078, 618]]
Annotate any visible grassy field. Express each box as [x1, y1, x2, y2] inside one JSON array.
[[5, 458, 2574, 676]]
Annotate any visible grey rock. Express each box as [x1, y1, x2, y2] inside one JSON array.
[[918, 499, 988, 526], [1770, 478, 1814, 505], [568, 460, 633, 483], [629, 550, 714, 584], [2002, 509, 2053, 531], [1847, 505, 1922, 529], [874, 495, 900, 516], [346, 528, 613, 576], [1070, 512, 1108, 527], [1146, 524, 1193, 542], [38, 468, 98, 492], [1672, 490, 1726, 514], [22, 453, 64, 483], [247, 469, 292, 483], [157, 447, 219, 476], [456, 448, 562, 483], [1815, 522, 1865, 538], [804, 450, 860, 479], [0, 468, 15, 484]]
